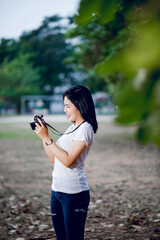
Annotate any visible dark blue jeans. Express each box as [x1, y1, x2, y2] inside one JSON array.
[[50, 190, 90, 240]]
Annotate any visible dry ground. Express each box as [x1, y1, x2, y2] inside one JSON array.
[[0, 118, 160, 240]]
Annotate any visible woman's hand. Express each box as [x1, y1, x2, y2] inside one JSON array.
[[34, 118, 49, 141]]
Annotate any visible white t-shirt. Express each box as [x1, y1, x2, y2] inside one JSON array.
[[51, 121, 94, 194]]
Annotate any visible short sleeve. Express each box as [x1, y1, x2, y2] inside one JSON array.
[[72, 122, 94, 146]]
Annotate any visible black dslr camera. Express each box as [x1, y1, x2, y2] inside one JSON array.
[[30, 114, 83, 135], [30, 114, 45, 130], [30, 114, 61, 134]]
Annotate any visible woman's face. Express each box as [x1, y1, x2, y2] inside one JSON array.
[[64, 96, 81, 122]]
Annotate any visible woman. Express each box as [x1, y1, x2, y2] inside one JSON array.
[[34, 85, 98, 240]]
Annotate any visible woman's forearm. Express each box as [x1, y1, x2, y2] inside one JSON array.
[[43, 139, 86, 168], [42, 141, 55, 163], [43, 139, 70, 167]]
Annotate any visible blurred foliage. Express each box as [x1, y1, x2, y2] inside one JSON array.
[[71, 0, 160, 146], [65, 2, 135, 92]]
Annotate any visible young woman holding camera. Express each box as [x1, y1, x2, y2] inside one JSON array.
[[34, 85, 98, 240]]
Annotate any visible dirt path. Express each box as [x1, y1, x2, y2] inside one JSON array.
[[0, 120, 160, 240]]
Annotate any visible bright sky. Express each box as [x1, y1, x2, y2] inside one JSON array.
[[0, 0, 80, 39]]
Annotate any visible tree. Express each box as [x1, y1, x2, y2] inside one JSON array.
[[65, 1, 136, 93], [0, 38, 19, 64], [0, 15, 76, 101], [0, 53, 42, 112], [65, 17, 118, 92], [19, 15, 74, 92], [73, 0, 160, 146]]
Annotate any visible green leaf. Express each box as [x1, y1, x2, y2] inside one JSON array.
[[76, 0, 99, 25], [76, 0, 118, 25], [99, 0, 118, 24]]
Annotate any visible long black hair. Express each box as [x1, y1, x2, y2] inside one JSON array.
[[63, 85, 98, 133]]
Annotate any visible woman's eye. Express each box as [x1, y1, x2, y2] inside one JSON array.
[[64, 105, 70, 109]]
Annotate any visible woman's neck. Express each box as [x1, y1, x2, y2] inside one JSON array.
[[75, 118, 85, 126]]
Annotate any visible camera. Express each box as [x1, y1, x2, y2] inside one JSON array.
[[30, 114, 45, 130], [30, 114, 82, 135]]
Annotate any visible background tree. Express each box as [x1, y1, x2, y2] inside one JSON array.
[[0, 53, 42, 112], [0, 15, 75, 111], [0, 38, 19, 64], [19, 15, 74, 93]]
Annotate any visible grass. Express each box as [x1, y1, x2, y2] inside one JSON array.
[[0, 130, 38, 140], [0, 123, 39, 141], [0, 123, 59, 141]]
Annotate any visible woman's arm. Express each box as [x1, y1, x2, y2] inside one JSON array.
[[42, 138, 86, 167], [35, 119, 86, 167]]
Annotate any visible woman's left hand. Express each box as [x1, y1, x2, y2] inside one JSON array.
[[34, 118, 49, 140]]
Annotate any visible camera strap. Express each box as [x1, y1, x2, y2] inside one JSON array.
[[46, 121, 85, 136]]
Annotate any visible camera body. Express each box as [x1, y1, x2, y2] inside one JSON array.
[[30, 114, 45, 130]]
